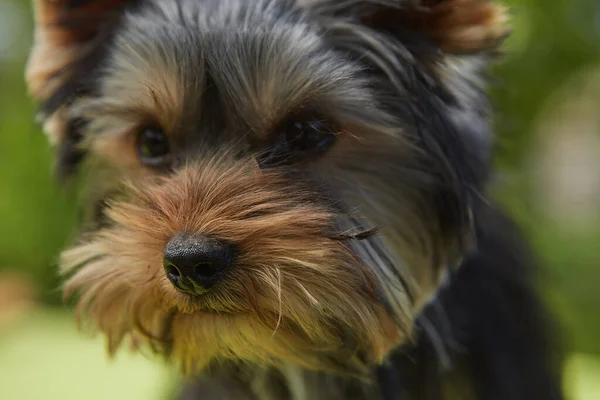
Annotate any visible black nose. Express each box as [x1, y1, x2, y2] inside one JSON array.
[[163, 233, 235, 295]]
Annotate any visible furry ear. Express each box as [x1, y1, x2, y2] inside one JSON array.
[[26, 0, 134, 175], [27, 0, 134, 103], [27, 0, 134, 145], [312, 0, 510, 55], [370, 0, 509, 54]]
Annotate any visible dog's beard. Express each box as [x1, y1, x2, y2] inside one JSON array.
[[61, 160, 405, 376]]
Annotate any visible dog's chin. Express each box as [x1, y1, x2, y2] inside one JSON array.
[[163, 279, 405, 372], [166, 299, 403, 377]]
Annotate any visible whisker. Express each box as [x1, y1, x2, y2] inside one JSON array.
[[271, 268, 283, 338], [296, 280, 319, 306], [331, 226, 381, 241]]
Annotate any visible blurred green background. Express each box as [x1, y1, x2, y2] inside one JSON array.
[[0, 0, 599, 399]]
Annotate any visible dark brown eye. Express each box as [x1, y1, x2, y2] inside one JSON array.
[[260, 119, 338, 167], [137, 128, 170, 167]]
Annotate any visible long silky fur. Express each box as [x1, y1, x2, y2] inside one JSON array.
[[26, 1, 563, 399]]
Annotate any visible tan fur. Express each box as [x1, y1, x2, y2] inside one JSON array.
[[421, 0, 510, 54], [68, 62, 192, 174], [27, 0, 129, 100], [95, 55, 194, 136], [365, 0, 509, 55], [61, 160, 406, 376], [27, 0, 132, 145], [40, 107, 69, 146], [70, 61, 192, 139]]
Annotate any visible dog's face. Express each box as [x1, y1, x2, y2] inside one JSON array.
[[27, 0, 507, 376]]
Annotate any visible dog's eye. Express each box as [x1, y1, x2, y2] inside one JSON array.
[[284, 120, 337, 153], [261, 118, 338, 166], [137, 128, 171, 167]]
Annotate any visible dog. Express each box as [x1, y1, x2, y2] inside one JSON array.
[[26, 0, 565, 399]]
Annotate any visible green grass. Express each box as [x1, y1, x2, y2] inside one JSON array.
[[565, 354, 600, 400], [0, 308, 177, 400], [0, 51, 77, 304]]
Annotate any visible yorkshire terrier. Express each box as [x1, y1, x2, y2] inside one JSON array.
[[26, 0, 564, 399]]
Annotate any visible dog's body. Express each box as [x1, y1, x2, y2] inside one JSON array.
[[26, 1, 563, 399]]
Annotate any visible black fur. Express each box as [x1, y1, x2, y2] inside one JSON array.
[[378, 201, 564, 400]]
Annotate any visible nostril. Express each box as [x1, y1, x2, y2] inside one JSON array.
[[193, 262, 214, 278], [164, 263, 181, 282]]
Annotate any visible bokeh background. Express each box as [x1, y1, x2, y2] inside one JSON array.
[[0, 0, 599, 399]]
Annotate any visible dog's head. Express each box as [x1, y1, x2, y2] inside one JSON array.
[[27, 0, 508, 376]]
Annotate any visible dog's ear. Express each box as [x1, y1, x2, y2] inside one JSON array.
[[312, 0, 509, 55], [27, 0, 134, 176], [27, 0, 134, 105], [369, 0, 509, 54]]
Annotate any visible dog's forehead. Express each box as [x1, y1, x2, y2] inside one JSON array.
[[97, 0, 363, 137]]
